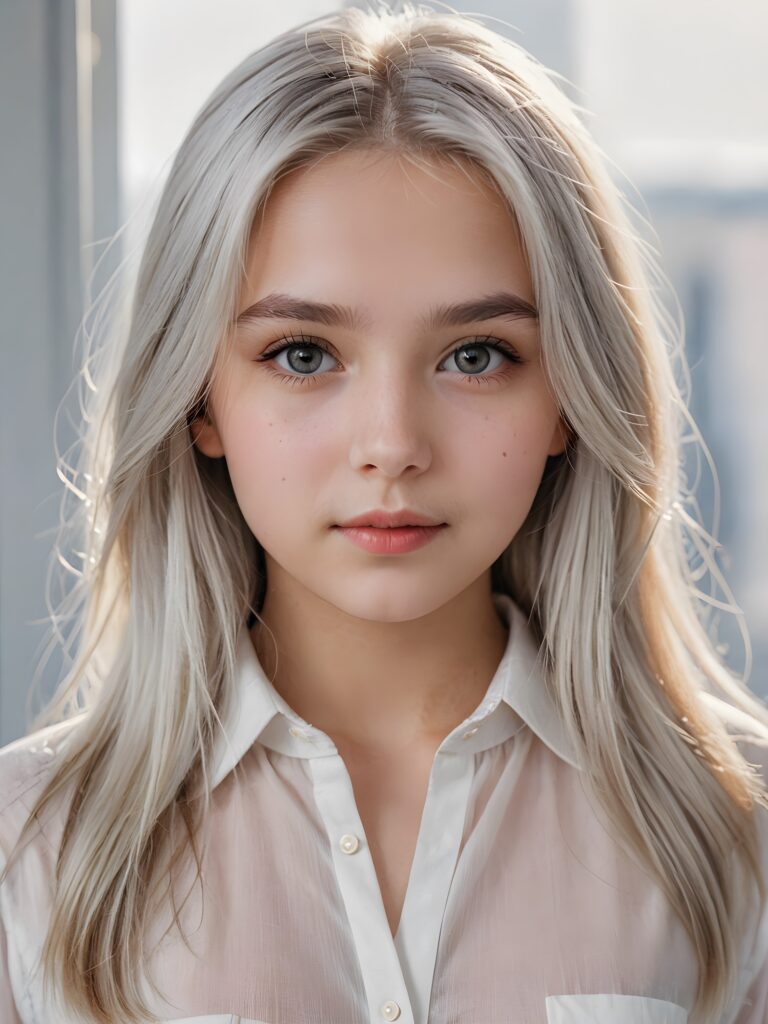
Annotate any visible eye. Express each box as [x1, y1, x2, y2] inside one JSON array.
[[439, 338, 524, 382], [255, 332, 525, 388], [257, 333, 338, 384]]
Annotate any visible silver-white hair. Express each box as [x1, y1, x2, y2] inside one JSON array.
[[3, 4, 767, 1022]]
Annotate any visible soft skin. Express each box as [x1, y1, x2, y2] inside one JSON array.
[[191, 147, 570, 754]]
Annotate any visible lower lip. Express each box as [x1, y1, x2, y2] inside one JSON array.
[[333, 524, 447, 554]]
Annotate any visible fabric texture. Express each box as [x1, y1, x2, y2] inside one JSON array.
[[1, 592, 767, 1023]]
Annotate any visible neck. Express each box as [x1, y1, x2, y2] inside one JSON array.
[[250, 573, 509, 754]]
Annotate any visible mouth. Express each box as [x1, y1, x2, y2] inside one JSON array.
[[332, 522, 447, 554], [334, 509, 447, 530], [332, 523, 446, 529]]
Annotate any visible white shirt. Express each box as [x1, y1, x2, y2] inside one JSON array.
[[1, 591, 767, 1023]]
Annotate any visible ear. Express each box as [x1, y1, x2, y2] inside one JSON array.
[[189, 410, 226, 458], [547, 415, 574, 457]]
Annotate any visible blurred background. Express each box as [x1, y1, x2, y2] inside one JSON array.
[[1, 0, 766, 744]]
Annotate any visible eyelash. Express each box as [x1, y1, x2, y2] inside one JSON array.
[[255, 331, 525, 388]]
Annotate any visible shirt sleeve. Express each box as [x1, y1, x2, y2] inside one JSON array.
[[733, 732, 768, 1024], [0, 903, 23, 1024], [733, 953, 768, 1024]]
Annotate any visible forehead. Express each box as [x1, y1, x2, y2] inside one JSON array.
[[240, 149, 532, 310]]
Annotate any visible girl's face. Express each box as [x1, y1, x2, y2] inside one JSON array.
[[192, 148, 569, 623]]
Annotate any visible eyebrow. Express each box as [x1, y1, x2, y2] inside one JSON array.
[[234, 290, 538, 333]]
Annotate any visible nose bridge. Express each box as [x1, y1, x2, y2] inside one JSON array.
[[352, 339, 424, 414], [348, 353, 431, 471]]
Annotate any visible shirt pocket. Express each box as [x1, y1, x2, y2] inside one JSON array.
[[545, 994, 688, 1023], [162, 1017, 273, 1024]]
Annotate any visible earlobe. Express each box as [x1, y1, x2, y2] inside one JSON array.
[[189, 415, 226, 458], [548, 418, 574, 457]]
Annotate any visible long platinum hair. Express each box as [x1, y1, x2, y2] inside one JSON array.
[[3, 3, 767, 1022]]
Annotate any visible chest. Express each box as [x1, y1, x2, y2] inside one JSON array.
[[341, 743, 438, 938], [10, 734, 704, 1024]]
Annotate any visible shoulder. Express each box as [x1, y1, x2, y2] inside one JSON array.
[[700, 693, 768, 981], [700, 690, 768, 770], [0, 716, 85, 865], [699, 691, 768, 852]]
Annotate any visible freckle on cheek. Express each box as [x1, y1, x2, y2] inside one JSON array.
[[502, 451, 507, 457]]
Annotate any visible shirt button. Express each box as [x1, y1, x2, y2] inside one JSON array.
[[289, 725, 309, 739], [339, 833, 360, 854], [381, 1000, 401, 1020], [462, 726, 479, 739]]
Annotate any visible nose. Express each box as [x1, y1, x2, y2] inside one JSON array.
[[347, 373, 432, 477]]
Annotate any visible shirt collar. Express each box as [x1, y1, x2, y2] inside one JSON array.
[[209, 591, 581, 789]]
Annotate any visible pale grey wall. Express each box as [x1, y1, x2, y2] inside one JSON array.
[[0, 0, 119, 745]]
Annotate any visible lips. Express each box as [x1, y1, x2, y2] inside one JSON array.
[[336, 509, 445, 529], [334, 522, 447, 554]]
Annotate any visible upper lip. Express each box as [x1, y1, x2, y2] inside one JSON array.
[[337, 509, 446, 528]]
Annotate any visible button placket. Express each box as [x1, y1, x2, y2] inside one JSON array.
[[308, 753, 415, 1024], [393, 750, 476, 1024]]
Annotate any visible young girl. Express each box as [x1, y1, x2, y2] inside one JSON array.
[[1, 4, 767, 1023]]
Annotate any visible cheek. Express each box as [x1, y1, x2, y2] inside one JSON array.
[[451, 411, 552, 518], [221, 403, 333, 531]]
